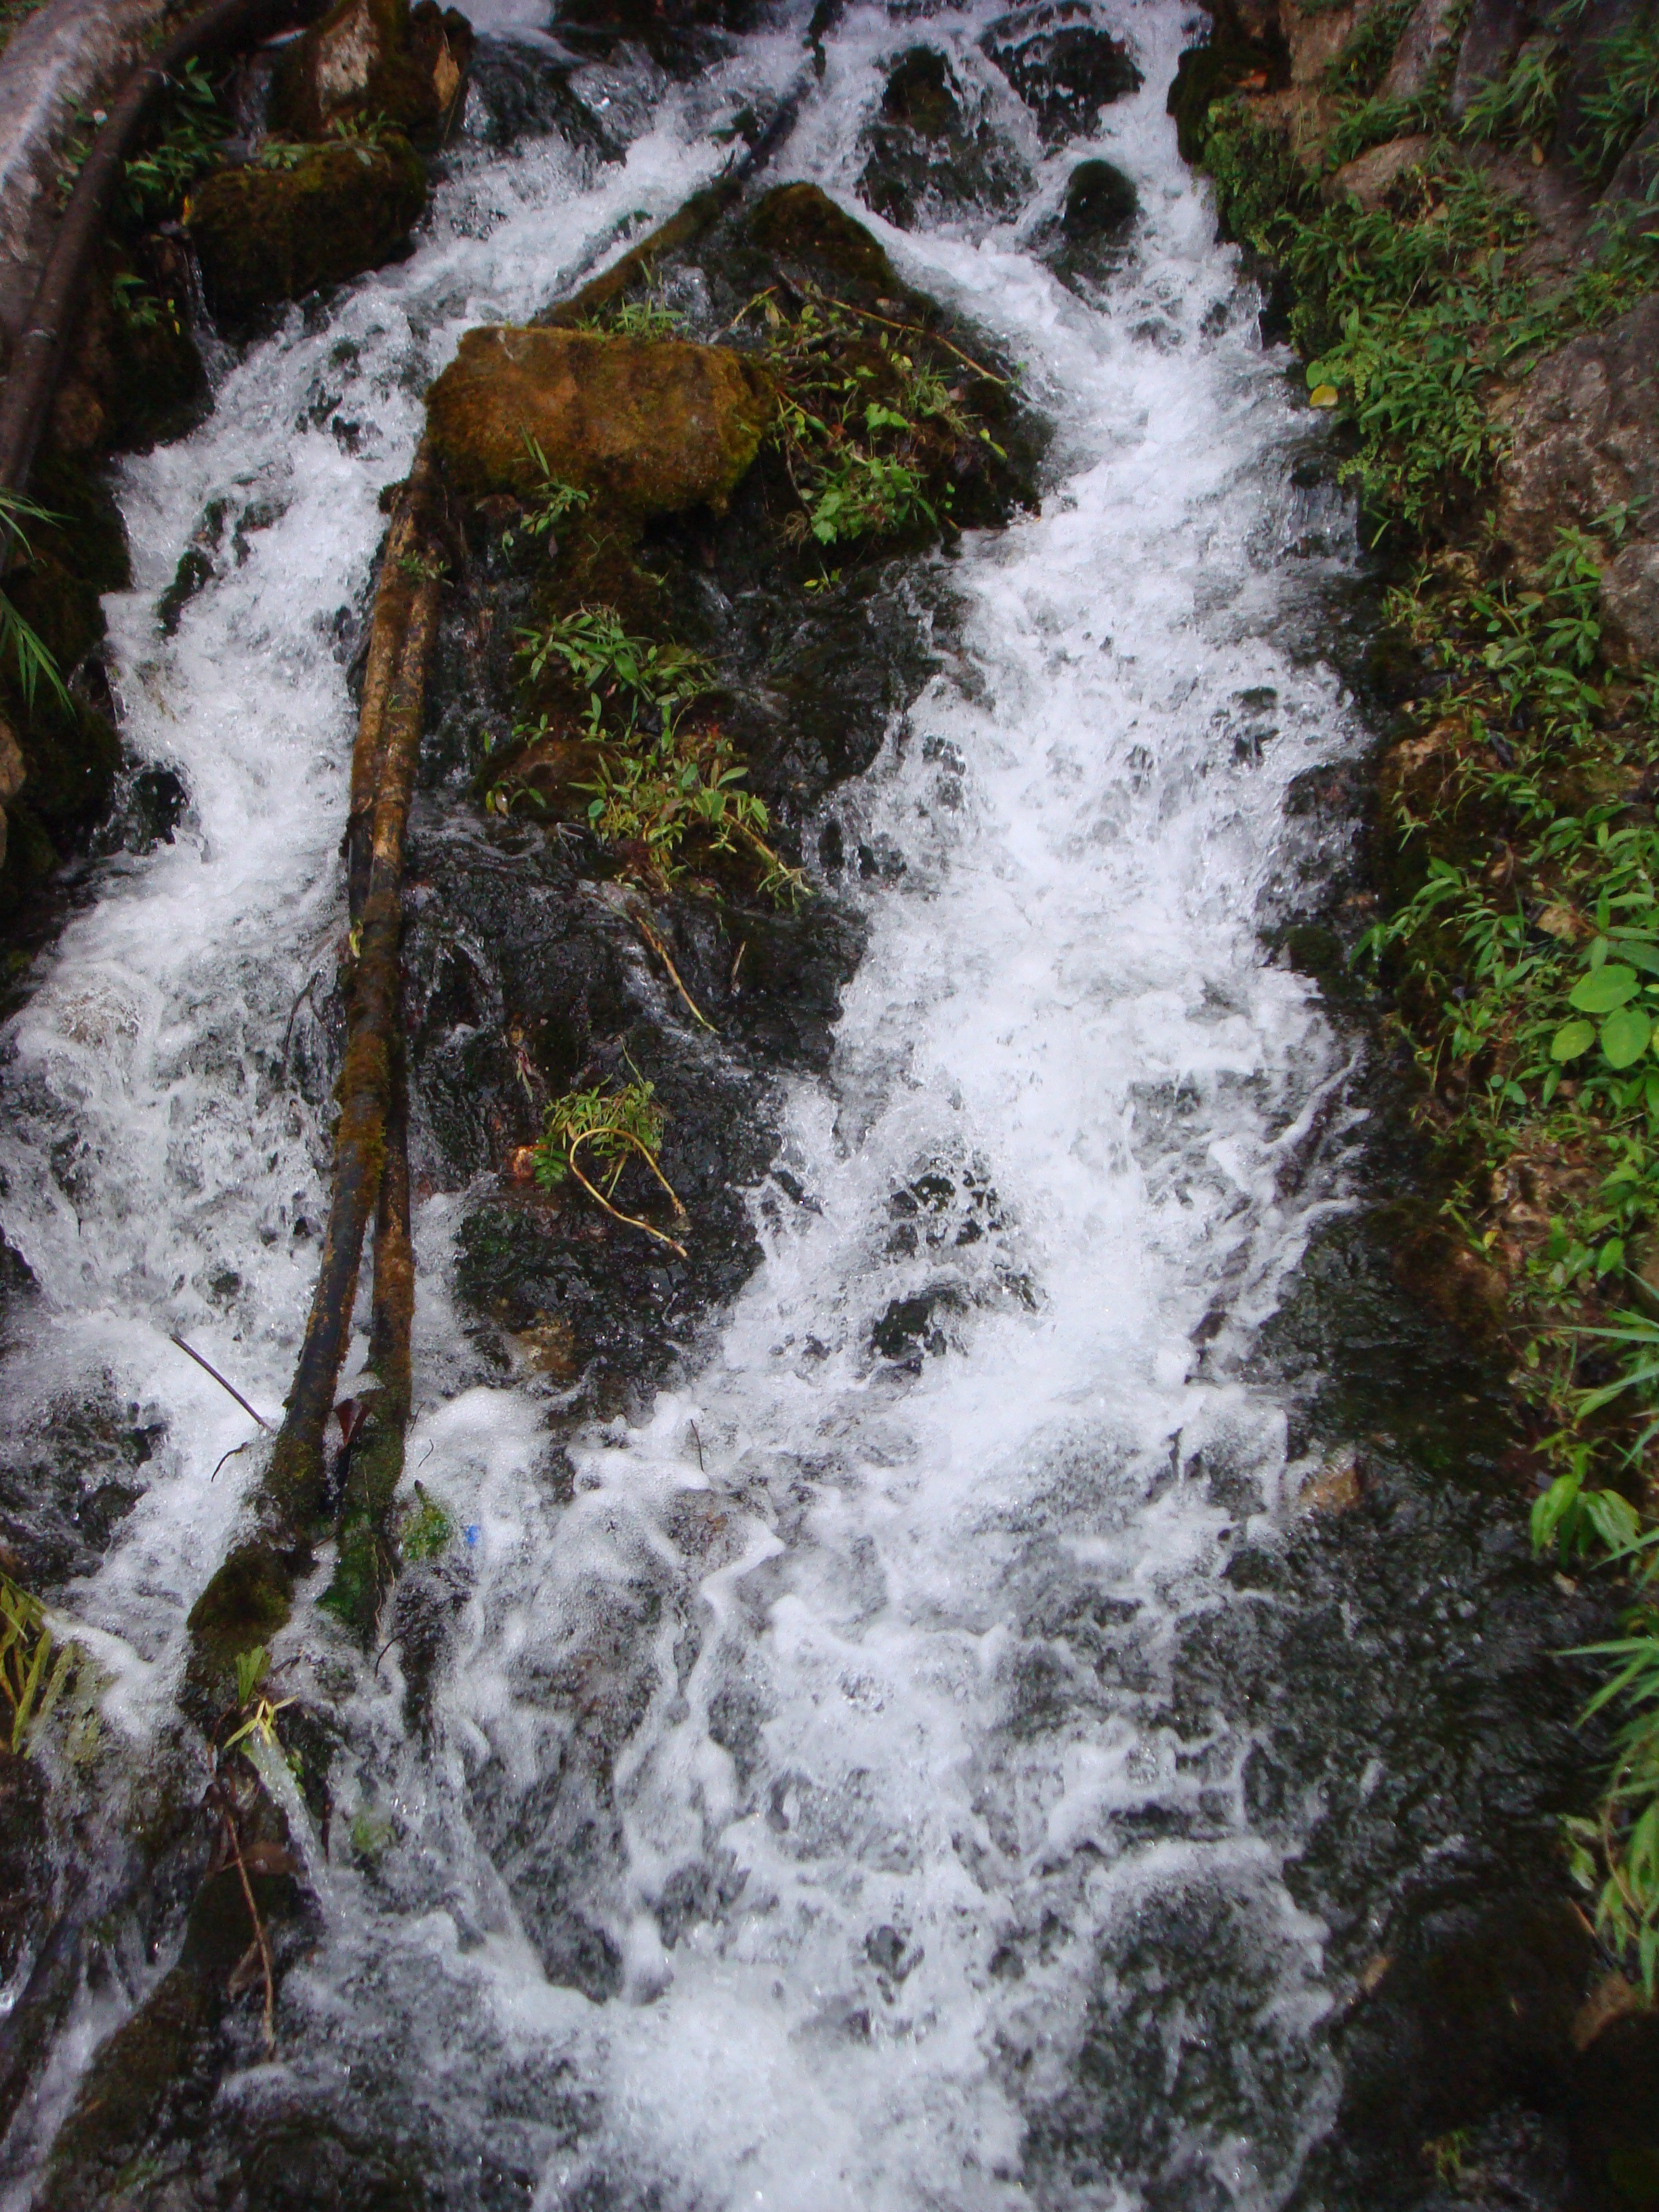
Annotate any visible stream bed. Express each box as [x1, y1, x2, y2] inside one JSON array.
[[0, 2, 1612, 2206]]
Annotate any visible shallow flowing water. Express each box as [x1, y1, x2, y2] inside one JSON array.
[[0, 3, 1584, 2205]]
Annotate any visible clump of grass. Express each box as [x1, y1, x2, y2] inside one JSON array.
[[532, 1074, 687, 1254], [504, 605, 806, 905], [1570, 7, 1659, 184], [1459, 33, 1570, 148]]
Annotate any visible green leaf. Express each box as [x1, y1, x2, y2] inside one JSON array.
[[1603, 1006, 1654, 1068], [1571, 964, 1639, 1013], [1552, 1019, 1596, 1061]]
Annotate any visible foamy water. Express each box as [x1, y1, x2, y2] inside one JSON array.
[[0, 5, 1374, 2202]]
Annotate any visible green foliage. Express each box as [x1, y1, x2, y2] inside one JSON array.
[[1571, 8, 1659, 184], [749, 297, 1000, 548], [1323, 0, 1416, 98], [499, 434, 590, 556], [1564, 1571, 1659, 1994], [1460, 33, 1570, 147], [123, 58, 224, 228], [588, 291, 689, 340], [533, 1074, 688, 1252], [1284, 164, 1538, 531], [579, 724, 806, 905], [398, 1482, 453, 1561], [0, 487, 73, 712], [519, 604, 714, 743], [0, 1572, 74, 1755], [233, 1644, 268, 1708]]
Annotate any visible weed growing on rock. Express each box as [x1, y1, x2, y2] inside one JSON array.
[[1572, 10, 1659, 184], [533, 1076, 688, 1255], [499, 434, 590, 557], [1, 1571, 73, 1754], [122, 58, 225, 228], [520, 605, 714, 742], [580, 727, 806, 905], [398, 1482, 453, 1561], [1460, 34, 1571, 149]]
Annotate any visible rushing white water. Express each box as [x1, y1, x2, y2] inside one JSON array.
[[0, 3, 1378, 2203]]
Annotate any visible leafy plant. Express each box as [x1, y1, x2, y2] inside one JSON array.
[[590, 292, 689, 340], [398, 1482, 453, 1561], [0, 487, 73, 712], [1, 1572, 74, 1755], [122, 57, 224, 228], [1571, 9, 1659, 184], [1459, 34, 1570, 148], [579, 724, 806, 904], [499, 433, 590, 556], [519, 605, 715, 742], [532, 1075, 688, 1254]]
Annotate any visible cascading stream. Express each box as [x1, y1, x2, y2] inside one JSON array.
[[0, 3, 1409, 2203]]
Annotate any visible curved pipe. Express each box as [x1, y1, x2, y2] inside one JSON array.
[[0, 0, 324, 499]]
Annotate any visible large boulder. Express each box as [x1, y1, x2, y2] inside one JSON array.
[[272, 0, 474, 144], [188, 136, 430, 320], [424, 327, 775, 516], [1492, 295, 1659, 659], [982, 0, 1143, 144]]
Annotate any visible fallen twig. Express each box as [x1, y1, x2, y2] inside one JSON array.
[[170, 1336, 274, 1433]]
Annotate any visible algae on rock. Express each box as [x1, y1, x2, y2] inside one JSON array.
[[188, 134, 430, 321], [425, 327, 776, 516]]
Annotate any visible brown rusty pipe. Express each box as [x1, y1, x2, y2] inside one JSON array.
[[0, 0, 327, 503]]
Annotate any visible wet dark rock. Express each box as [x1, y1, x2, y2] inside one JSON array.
[[1063, 156, 1138, 237], [856, 45, 1031, 231], [272, 0, 474, 145], [983, 1, 1143, 144], [49, 245, 207, 461], [466, 34, 622, 157], [747, 179, 898, 292], [190, 134, 430, 322], [0, 1747, 47, 1990], [880, 44, 964, 136], [0, 1385, 161, 1589], [1569, 2008, 1659, 2208], [35, 1860, 308, 2212]]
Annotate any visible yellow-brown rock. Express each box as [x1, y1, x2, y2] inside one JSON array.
[[425, 327, 775, 517]]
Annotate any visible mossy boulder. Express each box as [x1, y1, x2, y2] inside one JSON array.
[[272, 0, 474, 144], [188, 135, 430, 321], [747, 181, 898, 293], [1063, 157, 1138, 237], [425, 327, 775, 516]]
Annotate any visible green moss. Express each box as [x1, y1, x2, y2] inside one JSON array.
[[188, 135, 429, 321], [747, 182, 899, 293], [426, 327, 776, 517], [186, 1541, 294, 1691]]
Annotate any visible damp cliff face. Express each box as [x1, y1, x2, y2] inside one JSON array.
[[0, 0, 1636, 2207]]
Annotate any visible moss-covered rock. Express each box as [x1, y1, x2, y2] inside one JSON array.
[[747, 180, 899, 293], [425, 326, 775, 516], [1063, 156, 1139, 237], [188, 135, 429, 321], [272, 0, 474, 144]]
